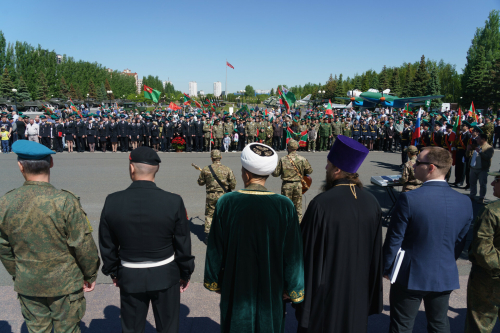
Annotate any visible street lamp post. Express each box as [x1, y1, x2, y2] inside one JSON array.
[[11, 89, 18, 112], [107, 90, 113, 108], [317, 90, 325, 107]]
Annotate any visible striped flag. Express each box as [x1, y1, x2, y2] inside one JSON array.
[[412, 109, 423, 145], [226, 61, 234, 69]]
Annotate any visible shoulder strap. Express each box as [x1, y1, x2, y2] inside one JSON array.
[[208, 165, 230, 193], [287, 155, 308, 187]]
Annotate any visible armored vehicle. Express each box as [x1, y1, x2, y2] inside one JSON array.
[[123, 102, 147, 113]]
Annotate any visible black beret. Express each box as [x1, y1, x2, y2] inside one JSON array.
[[129, 147, 161, 166]]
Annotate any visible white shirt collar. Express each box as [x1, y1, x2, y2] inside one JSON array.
[[424, 179, 447, 184]]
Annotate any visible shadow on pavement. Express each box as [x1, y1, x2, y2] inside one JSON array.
[[179, 304, 219, 332], [190, 217, 205, 243], [371, 160, 403, 173]]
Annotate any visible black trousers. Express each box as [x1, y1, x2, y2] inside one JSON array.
[[120, 283, 180, 333], [455, 149, 466, 184], [55, 137, 64, 152], [272, 136, 281, 150], [41, 137, 51, 149], [120, 136, 129, 152], [494, 134, 500, 148], [76, 136, 85, 152], [401, 140, 409, 165], [194, 136, 203, 151], [389, 282, 452, 333], [18, 132, 26, 140], [385, 137, 394, 151], [394, 134, 401, 151]]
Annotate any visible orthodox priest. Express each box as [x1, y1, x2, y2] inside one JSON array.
[[204, 142, 305, 333], [295, 135, 383, 333]]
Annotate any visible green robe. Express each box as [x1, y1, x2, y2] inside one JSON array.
[[204, 183, 304, 333]]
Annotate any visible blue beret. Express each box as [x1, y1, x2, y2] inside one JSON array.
[[12, 140, 55, 160]]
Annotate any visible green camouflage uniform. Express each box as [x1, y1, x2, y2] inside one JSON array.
[[343, 122, 353, 138], [466, 200, 500, 333], [246, 121, 257, 143], [223, 121, 234, 137], [213, 123, 224, 149], [483, 122, 494, 145], [257, 123, 267, 142], [265, 125, 273, 146], [331, 121, 342, 147], [203, 121, 212, 150], [272, 144, 313, 222], [0, 181, 100, 333], [318, 122, 332, 151], [197, 156, 237, 234], [400, 156, 423, 192]]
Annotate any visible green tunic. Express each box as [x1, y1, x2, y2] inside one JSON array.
[[204, 183, 305, 333]]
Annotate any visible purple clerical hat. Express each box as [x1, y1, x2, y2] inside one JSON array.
[[327, 135, 369, 173]]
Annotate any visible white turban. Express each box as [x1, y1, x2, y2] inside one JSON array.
[[241, 143, 278, 176]]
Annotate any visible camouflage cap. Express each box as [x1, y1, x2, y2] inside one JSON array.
[[211, 149, 221, 159], [288, 139, 299, 150], [405, 145, 419, 154], [488, 171, 500, 177]]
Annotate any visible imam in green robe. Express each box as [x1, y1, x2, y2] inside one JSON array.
[[204, 183, 304, 333]]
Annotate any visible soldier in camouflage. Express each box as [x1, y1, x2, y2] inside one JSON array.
[[213, 119, 223, 150], [272, 139, 313, 222], [203, 119, 212, 151], [465, 171, 500, 333], [400, 145, 423, 192], [197, 149, 237, 243], [245, 118, 257, 144], [483, 117, 494, 145], [0, 140, 100, 333]]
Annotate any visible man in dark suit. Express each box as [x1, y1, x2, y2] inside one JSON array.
[[385, 118, 395, 152], [75, 116, 87, 152], [194, 116, 204, 152], [118, 116, 129, 152], [383, 146, 473, 333], [99, 147, 195, 333]]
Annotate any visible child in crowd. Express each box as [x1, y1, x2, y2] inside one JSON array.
[[222, 133, 231, 152], [1, 126, 10, 153]]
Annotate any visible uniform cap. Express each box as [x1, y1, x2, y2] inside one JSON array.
[[241, 143, 278, 176], [405, 145, 419, 154], [488, 171, 500, 177], [472, 126, 483, 134], [288, 139, 299, 150], [129, 147, 161, 166], [211, 149, 221, 159], [12, 140, 55, 160], [327, 135, 369, 173]]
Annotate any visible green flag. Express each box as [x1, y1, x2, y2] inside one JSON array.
[[144, 85, 161, 103]]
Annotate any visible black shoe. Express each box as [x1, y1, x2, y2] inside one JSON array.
[[463, 185, 470, 190]]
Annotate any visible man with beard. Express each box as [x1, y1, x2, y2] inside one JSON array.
[[295, 135, 383, 333]]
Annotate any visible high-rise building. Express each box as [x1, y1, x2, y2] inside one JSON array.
[[137, 79, 143, 94], [163, 80, 172, 88], [189, 82, 197, 97], [213, 82, 222, 97], [198, 90, 205, 96], [56, 54, 62, 64]]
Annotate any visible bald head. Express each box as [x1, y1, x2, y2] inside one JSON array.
[[129, 162, 159, 182]]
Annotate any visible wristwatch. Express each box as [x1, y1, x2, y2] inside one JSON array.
[[110, 273, 117, 280]]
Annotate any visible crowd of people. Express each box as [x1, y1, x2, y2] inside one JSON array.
[[1, 104, 500, 333]]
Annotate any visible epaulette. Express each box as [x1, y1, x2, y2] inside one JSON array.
[[5, 188, 16, 195], [61, 189, 81, 201]]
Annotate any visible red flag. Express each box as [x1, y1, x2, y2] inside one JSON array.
[[226, 61, 234, 69], [144, 85, 153, 94]]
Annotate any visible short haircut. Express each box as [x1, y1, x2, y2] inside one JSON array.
[[131, 162, 159, 176], [479, 133, 488, 140], [243, 167, 269, 181], [422, 147, 452, 173], [19, 158, 50, 175]]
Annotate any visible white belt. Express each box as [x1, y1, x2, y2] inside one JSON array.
[[121, 254, 174, 269]]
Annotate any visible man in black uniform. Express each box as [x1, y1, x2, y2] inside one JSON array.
[[118, 115, 129, 152], [75, 116, 87, 152], [99, 147, 194, 333], [39, 115, 52, 149], [194, 115, 204, 152], [454, 121, 471, 186], [400, 119, 412, 166]]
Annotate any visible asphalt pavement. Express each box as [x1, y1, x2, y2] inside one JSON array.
[[0, 148, 499, 332]]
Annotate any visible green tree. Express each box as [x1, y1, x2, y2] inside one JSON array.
[[466, 46, 489, 108], [0, 68, 15, 98], [17, 76, 31, 101], [426, 67, 442, 108], [69, 84, 77, 100], [370, 75, 379, 91], [105, 78, 114, 99], [0, 31, 6, 74], [244, 85, 255, 97], [97, 82, 106, 101], [401, 64, 413, 97], [88, 80, 97, 99], [270, 88, 274, 96], [324, 74, 337, 100], [490, 57, 500, 109], [379, 65, 390, 91], [59, 76, 69, 99], [391, 68, 401, 96], [335, 74, 345, 103], [37, 72, 49, 100], [410, 55, 429, 97]]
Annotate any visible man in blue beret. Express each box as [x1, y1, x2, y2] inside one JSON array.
[[0, 140, 100, 332]]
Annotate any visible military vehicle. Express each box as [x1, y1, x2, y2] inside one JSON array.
[[20, 100, 45, 112], [123, 102, 147, 113], [262, 96, 281, 108], [49, 98, 69, 109], [0, 97, 16, 111]]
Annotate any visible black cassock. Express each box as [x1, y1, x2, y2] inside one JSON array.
[[295, 179, 383, 333]]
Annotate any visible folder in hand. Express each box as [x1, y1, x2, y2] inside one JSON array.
[[389, 248, 405, 284]]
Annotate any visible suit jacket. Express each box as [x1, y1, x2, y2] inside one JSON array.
[[383, 181, 472, 292], [99, 181, 195, 293], [194, 121, 204, 136], [385, 125, 395, 138]]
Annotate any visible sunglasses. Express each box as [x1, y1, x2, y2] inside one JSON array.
[[415, 160, 442, 168]]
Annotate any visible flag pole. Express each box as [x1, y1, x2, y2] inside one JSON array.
[[225, 59, 228, 98]]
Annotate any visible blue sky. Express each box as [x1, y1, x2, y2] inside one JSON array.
[[1, 0, 498, 94]]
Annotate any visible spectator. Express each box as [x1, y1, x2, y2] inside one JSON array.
[[493, 118, 500, 148], [25, 118, 39, 142], [1, 126, 10, 152], [465, 171, 500, 332], [470, 133, 495, 204], [383, 146, 472, 333]]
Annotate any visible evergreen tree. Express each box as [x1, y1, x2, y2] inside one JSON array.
[[324, 74, 337, 100], [0, 31, 6, 74], [379, 65, 390, 91], [401, 64, 412, 97], [370, 75, 379, 91], [60, 76, 69, 99], [353, 75, 361, 90], [0, 68, 14, 98], [69, 84, 77, 100], [335, 74, 345, 102], [391, 68, 401, 96], [88, 80, 97, 99], [410, 55, 430, 97], [490, 58, 500, 110], [270, 88, 274, 96], [361, 72, 371, 92], [17, 76, 31, 101], [97, 82, 106, 101], [426, 67, 442, 109], [75, 85, 83, 100], [467, 46, 489, 108], [36, 72, 49, 100], [105, 78, 114, 99]]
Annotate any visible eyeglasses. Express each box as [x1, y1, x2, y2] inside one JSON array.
[[415, 160, 442, 168]]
